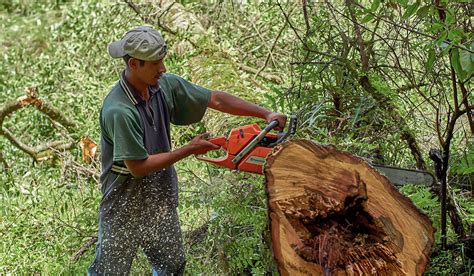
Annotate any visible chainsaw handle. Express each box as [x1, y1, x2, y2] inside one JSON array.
[[195, 136, 230, 166], [269, 115, 297, 147], [208, 121, 278, 148], [194, 136, 226, 162], [264, 120, 280, 132], [207, 136, 227, 149]]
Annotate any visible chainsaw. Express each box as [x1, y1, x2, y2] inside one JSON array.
[[197, 115, 436, 186], [196, 115, 298, 174]]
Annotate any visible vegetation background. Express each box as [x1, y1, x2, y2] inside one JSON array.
[[0, 0, 472, 274]]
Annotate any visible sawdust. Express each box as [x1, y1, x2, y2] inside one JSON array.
[[89, 167, 185, 274]]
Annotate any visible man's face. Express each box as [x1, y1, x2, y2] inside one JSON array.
[[129, 58, 167, 85]]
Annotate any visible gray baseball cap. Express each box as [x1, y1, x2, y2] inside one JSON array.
[[108, 26, 167, 61]]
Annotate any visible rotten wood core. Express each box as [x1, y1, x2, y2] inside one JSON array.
[[265, 140, 434, 276], [282, 185, 403, 275]]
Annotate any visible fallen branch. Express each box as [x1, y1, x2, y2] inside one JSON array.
[[70, 236, 98, 263], [0, 87, 96, 163], [50, 147, 100, 182], [0, 88, 78, 161]]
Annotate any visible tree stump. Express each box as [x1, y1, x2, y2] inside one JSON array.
[[265, 140, 434, 275]]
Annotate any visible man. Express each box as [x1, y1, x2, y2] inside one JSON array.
[[88, 26, 286, 275]]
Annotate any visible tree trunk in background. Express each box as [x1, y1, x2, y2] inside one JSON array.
[[264, 140, 434, 275]]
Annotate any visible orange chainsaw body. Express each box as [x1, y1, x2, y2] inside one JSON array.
[[197, 123, 278, 174]]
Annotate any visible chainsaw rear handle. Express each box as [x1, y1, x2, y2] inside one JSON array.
[[194, 135, 227, 163], [206, 135, 227, 149]]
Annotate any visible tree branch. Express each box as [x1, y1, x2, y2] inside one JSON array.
[[0, 88, 78, 161], [353, 1, 474, 54], [459, 82, 474, 134], [124, 0, 178, 35], [237, 64, 283, 84], [277, 1, 343, 62], [255, 17, 288, 79], [302, 0, 310, 35], [345, 0, 369, 72]]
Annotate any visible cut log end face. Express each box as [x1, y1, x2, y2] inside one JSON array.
[[282, 191, 404, 275], [265, 140, 434, 276]]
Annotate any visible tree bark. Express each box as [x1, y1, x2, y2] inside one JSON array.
[[265, 140, 434, 275]]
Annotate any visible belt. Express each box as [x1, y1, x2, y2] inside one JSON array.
[[111, 164, 131, 175]]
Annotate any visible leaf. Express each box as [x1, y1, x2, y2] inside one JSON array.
[[402, 1, 420, 19], [447, 28, 463, 42], [436, 30, 448, 47], [361, 14, 375, 23], [451, 48, 467, 81], [371, 0, 381, 12], [397, 0, 409, 6], [428, 22, 444, 33], [426, 48, 436, 71], [416, 5, 430, 18], [439, 41, 449, 49], [445, 9, 455, 25], [459, 48, 474, 74], [471, 41, 474, 62]]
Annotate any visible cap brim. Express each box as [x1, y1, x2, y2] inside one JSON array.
[[108, 40, 126, 58]]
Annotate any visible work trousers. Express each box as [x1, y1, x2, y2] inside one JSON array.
[[88, 168, 185, 275]]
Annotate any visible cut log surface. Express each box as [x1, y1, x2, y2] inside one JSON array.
[[264, 140, 434, 275]]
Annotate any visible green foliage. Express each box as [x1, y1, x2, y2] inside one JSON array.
[[210, 177, 273, 273], [176, 163, 275, 274], [452, 47, 474, 81], [451, 143, 474, 175], [399, 185, 444, 240], [402, 1, 420, 20], [1, 0, 473, 274], [426, 245, 474, 275], [399, 184, 474, 274]]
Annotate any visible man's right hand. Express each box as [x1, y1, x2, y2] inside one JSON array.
[[187, 133, 220, 155], [124, 133, 219, 177]]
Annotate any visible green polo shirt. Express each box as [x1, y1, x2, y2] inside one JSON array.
[[99, 73, 211, 195]]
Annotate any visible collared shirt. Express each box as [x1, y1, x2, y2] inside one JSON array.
[[99, 72, 211, 198], [118, 71, 172, 155]]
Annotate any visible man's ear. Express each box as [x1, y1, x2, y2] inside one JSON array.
[[128, 58, 137, 70]]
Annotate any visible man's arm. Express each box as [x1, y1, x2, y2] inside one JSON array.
[[124, 133, 218, 177], [125, 91, 285, 177], [208, 90, 287, 130]]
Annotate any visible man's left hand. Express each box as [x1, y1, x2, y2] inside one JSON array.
[[265, 112, 287, 131]]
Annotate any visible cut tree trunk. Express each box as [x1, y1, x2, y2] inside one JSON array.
[[265, 140, 434, 275]]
